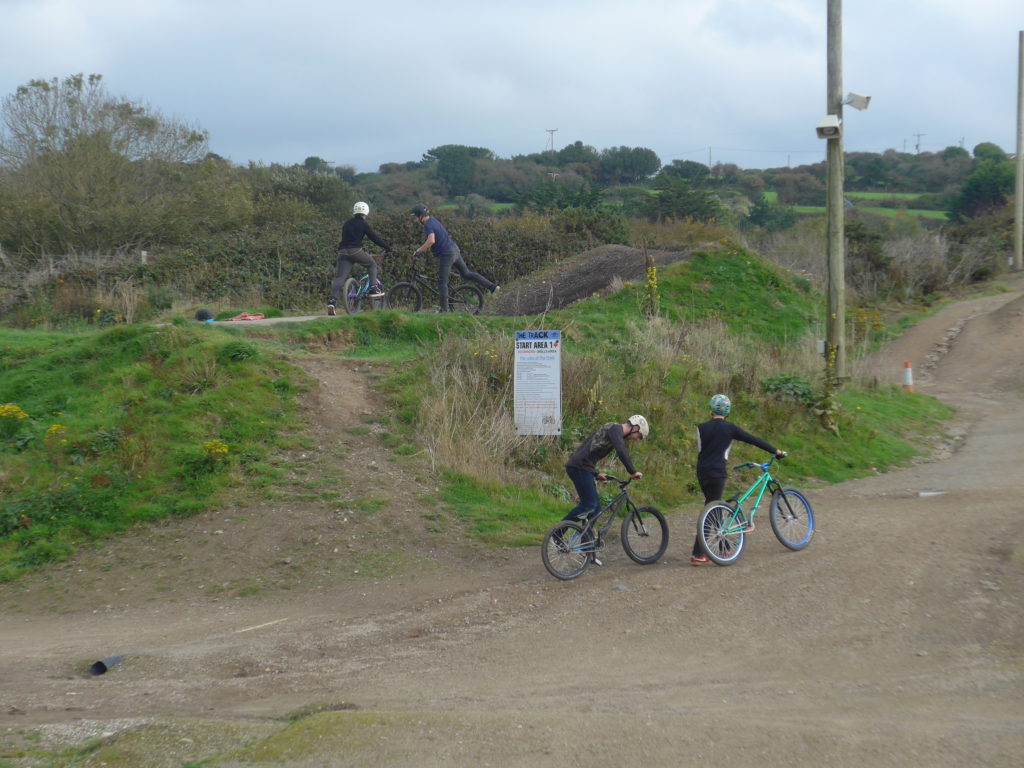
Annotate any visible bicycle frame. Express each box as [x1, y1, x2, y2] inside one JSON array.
[[350, 273, 373, 297], [405, 269, 451, 299], [721, 459, 783, 532], [578, 478, 635, 550]]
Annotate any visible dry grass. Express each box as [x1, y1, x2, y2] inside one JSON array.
[[418, 330, 538, 481], [417, 317, 824, 483]]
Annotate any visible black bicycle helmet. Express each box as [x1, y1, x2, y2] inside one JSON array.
[[410, 204, 429, 217], [195, 308, 213, 322]]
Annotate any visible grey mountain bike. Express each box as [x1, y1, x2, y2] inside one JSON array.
[[541, 476, 668, 580], [386, 267, 484, 315]]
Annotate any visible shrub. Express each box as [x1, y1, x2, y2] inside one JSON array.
[[761, 375, 815, 405]]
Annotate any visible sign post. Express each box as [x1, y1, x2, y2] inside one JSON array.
[[514, 330, 561, 435]]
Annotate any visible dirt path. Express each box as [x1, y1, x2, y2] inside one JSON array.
[[1, 282, 1023, 767]]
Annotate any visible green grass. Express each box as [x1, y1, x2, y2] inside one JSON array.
[[439, 470, 566, 546], [859, 206, 948, 220], [846, 191, 926, 200], [1, 244, 962, 564], [0, 323, 306, 579]]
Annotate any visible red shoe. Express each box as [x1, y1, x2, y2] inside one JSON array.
[[690, 555, 712, 566]]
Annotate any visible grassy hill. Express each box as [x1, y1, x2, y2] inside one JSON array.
[[0, 245, 954, 578]]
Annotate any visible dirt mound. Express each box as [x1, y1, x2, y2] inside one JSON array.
[[487, 244, 693, 316]]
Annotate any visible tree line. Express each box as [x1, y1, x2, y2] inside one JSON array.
[[0, 74, 1017, 325]]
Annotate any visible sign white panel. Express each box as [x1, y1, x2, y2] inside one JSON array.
[[513, 330, 562, 435]]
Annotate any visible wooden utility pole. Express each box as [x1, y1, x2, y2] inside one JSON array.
[[1015, 30, 1023, 271], [826, 0, 847, 378]]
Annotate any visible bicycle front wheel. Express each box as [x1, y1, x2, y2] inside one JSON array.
[[621, 505, 668, 564], [769, 489, 814, 550], [448, 284, 484, 315], [387, 282, 421, 312], [342, 278, 362, 315], [697, 502, 745, 565], [541, 521, 590, 580]]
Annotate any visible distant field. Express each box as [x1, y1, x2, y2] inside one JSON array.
[[769, 190, 929, 203], [862, 207, 947, 220], [770, 187, 947, 221], [438, 202, 515, 213], [846, 191, 925, 200], [792, 204, 947, 220]]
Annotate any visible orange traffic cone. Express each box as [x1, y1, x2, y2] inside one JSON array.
[[902, 360, 914, 392]]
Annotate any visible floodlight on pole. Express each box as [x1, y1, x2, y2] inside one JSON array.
[[843, 92, 871, 111]]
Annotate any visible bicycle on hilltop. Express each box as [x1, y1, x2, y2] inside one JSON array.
[[541, 476, 669, 580], [337, 254, 388, 315], [696, 454, 814, 566], [386, 264, 485, 315]]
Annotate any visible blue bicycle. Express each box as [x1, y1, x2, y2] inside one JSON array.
[[696, 455, 814, 565], [341, 255, 387, 315]]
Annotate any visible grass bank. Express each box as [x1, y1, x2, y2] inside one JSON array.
[[1, 244, 955, 574]]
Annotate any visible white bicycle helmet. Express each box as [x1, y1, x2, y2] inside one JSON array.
[[352, 201, 370, 216], [627, 414, 650, 439]]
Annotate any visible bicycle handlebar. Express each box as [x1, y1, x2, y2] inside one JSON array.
[[598, 474, 632, 487], [733, 452, 787, 471]]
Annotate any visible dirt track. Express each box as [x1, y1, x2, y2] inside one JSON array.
[[1, 279, 1022, 767]]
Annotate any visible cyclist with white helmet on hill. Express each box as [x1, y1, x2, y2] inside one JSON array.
[[327, 201, 393, 316], [690, 394, 786, 565], [560, 416, 648, 563]]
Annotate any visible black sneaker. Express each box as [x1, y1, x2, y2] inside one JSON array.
[[490, 285, 500, 295]]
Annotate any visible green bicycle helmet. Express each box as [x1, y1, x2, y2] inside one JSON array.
[[709, 393, 732, 416]]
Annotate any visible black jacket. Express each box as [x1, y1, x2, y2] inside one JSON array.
[[566, 422, 637, 475], [338, 215, 391, 251], [695, 418, 776, 479]]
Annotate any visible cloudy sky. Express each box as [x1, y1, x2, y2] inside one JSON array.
[[1, 0, 1021, 173]]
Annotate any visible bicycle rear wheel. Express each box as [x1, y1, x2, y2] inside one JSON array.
[[621, 505, 669, 564], [541, 521, 590, 580], [342, 278, 362, 315], [387, 282, 421, 312], [448, 284, 484, 315], [769, 489, 814, 550], [697, 502, 745, 565]]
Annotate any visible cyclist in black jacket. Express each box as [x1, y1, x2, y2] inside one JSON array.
[[327, 202, 393, 315], [562, 416, 648, 527], [690, 394, 785, 565]]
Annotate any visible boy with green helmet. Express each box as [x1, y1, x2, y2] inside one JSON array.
[[690, 394, 785, 565]]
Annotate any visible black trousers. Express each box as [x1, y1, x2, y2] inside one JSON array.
[[436, 245, 495, 310], [692, 474, 726, 556]]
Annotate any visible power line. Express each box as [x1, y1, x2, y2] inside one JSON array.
[[545, 128, 558, 152]]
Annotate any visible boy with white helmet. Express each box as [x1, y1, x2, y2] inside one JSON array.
[[327, 202, 393, 315], [561, 416, 648, 564], [690, 394, 785, 565]]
